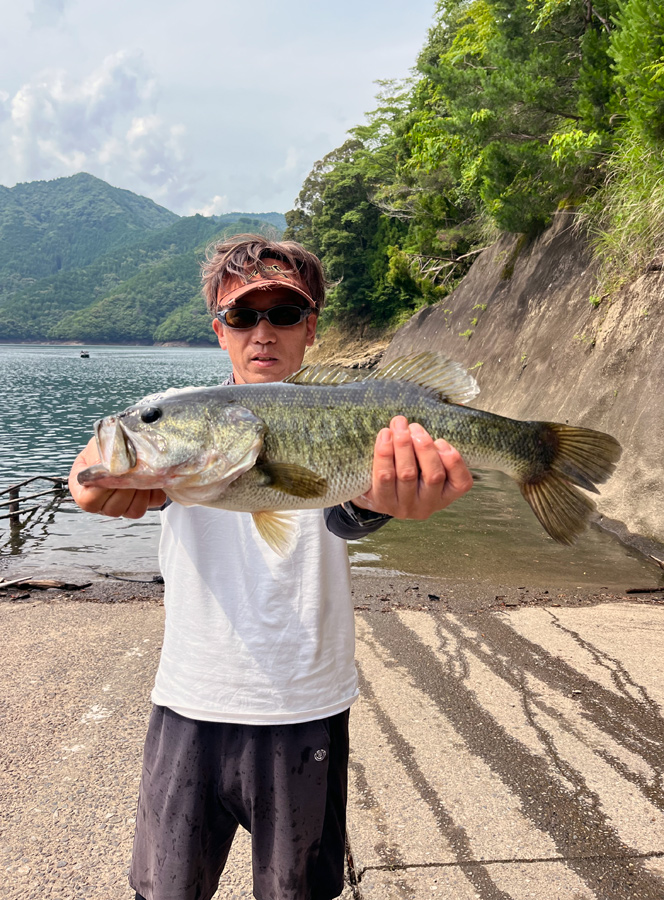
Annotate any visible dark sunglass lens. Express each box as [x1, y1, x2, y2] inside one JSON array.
[[267, 306, 303, 326], [224, 308, 259, 328]]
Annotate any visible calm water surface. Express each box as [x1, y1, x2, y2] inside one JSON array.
[[1, 344, 661, 589]]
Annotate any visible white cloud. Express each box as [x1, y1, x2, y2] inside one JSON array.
[[0, 91, 10, 127], [1, 0, 438, 213], [29, 0, 71, 29], [277, 147, 303, 176], [1, 49, 195, 209], [189, 194, 229, 217]]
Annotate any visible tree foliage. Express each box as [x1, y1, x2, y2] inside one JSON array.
[[610, 0, 664, 143], [287, 0, 661, 325]]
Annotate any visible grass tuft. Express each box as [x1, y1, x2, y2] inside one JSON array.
[[583, 129, 664, 292]]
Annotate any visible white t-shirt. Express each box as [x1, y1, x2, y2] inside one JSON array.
[[151, 503, 358, 724]]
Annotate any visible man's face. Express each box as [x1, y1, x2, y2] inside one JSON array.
[[212, 286, 318, 384]]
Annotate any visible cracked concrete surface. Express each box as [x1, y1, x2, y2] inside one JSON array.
[[347, 602, 664, 899], [1, 589, 663, 899]]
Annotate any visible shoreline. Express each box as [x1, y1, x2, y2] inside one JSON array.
[[3, 567, 660, 612], [0, 340, 219, 348]]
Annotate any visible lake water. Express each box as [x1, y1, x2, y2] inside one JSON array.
[[1, 344, 661, 590]]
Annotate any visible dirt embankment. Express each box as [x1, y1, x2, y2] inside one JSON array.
[[381, 212, 663, 553], [305, 323, 391, 369]]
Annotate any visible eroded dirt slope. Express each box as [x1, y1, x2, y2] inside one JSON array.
[[385, 213, 663, 549]]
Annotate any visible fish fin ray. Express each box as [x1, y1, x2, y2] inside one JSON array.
[[365, 353, 480, 404], [256, 463, 328, 499], [252, 511, 300, 558], [284, 366, 367, 385], [521, 476, 595, 545], [546, 423, 622, 487], [285, 352, 479, 405], [520, 424, 622, 543]]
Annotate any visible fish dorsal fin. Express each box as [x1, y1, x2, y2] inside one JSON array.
[[365, 353, 480, 404], [284, 365, 366, 385], [286, 352, 479, 405]]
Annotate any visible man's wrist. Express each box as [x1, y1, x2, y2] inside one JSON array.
[[341, 500, 392, 526]]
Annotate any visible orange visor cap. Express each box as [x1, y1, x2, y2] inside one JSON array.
[[217, 258, 316, 309]]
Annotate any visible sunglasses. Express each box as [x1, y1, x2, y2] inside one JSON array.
[[216, 305, 314, 330]]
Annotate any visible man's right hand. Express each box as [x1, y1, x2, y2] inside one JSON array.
[[68, 437, 167, 518]]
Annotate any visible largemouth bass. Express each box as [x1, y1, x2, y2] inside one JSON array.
[[78, 352, 622, 556]]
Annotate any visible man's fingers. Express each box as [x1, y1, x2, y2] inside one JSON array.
[[391, 416, 419, 485], [149, 490, 168, 510], [68, 437, 164, 518], [409, 423, 447, 487], [121, 490, 151, 519], [352, 422, 473, 518], [435, 439, 474, 499], [360, 428, 393, 509]]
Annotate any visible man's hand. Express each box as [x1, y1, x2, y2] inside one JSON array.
[[68, 437, 166, 519], [352, 416, 473, 520]]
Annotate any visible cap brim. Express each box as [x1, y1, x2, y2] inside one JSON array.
[[220, 279, 316, 309]]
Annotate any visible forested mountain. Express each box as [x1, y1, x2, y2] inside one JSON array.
[[0, 174, 285, 344], [5, 0, 662, 344], [285, 0, 664, 327], [0, 173, 178, 293]]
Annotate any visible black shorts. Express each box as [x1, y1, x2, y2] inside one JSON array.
[[129, 705, 350, 900]]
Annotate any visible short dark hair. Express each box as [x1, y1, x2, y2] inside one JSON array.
[[201, 234, 327, 314]]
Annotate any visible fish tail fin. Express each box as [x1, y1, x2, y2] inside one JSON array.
[[520, 424, 622, 545]]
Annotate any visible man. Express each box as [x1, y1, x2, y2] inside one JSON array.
[[69, 235, 473, 900]]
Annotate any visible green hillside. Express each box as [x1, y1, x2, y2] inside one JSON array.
[[50, 249, 211, 344], [215, 212, 286, 232], [0, 173, 178, 296], [0, 174, 285, 344]]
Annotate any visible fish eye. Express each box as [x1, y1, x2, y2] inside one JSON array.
[[140, 406, 162, 424]]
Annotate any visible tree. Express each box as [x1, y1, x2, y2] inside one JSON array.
[[610, 0, 664, 143]]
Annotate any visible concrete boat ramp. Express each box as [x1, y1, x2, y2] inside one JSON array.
[[2, 583, 664, 899]]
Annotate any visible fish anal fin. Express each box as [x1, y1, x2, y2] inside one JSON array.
[[256, 462, 327, 498], [285, 352, 479, 405], [252, 510, 300, 558]]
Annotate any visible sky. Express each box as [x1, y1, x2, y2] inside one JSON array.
[[0, 0, 438, 216]]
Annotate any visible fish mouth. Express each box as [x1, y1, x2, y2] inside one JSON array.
[[95, 417, 137, 475]]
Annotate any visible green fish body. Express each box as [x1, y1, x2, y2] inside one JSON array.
[[79, 353, 622, 556]]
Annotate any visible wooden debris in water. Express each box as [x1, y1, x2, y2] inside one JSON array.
[[0, 577, 92, 591], [0, 475, 68, 526]]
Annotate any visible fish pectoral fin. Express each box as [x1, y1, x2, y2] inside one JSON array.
[[252, 511, 300, 558], [255, 463, 327, 499]]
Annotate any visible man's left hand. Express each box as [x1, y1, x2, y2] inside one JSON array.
[[352, 416, 473, 520]]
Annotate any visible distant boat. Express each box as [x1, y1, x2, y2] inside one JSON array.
[[80, 351, 90, 358]]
